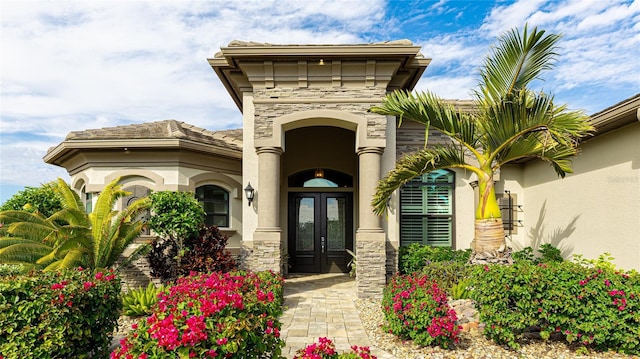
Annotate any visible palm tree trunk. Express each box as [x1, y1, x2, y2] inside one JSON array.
[[473, 175, 506, 253], [474, 218, 505, 252]]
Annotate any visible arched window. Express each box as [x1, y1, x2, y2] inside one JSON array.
[[399, 169, 454, 247], [196, 185, 229, 227], [123, 185, 151, 235], [288, 169, 353, 188]]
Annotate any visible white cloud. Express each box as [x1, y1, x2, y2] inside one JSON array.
[[480, 0, 547, 35], [0, 0, 638, 201], [414, 76, 477, 100]]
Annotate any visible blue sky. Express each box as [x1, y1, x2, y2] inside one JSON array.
[[1, 0, 639, 203]]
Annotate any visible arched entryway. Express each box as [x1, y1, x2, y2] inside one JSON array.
[[283, 126, 357, 273]]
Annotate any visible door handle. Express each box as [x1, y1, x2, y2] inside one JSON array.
[[321, 237, 325, 254]]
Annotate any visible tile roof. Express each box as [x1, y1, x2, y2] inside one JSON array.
[[65, 119, 243, 151]]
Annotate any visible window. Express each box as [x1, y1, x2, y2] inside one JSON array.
[[85, 192, 93, 214], [400, 169, 454, 247], [196, 185, 229, 227], [497, 191, 520, 235], [122, 185, 151, 235]]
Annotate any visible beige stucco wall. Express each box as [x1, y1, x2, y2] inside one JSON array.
[[518, 122, 640, 270], [242, 92, 258, 251], [70, 162, 245, 249], [494, 165, 526, 246]]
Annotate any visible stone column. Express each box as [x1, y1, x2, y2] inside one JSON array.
[[355, 147, 386, 298], [252, 146, 283, 273]]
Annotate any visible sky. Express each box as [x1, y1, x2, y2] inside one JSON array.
[[1, 0, 639, 203]]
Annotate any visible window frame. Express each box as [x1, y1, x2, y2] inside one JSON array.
[[196, 185, 230, 228], [399, 169, 455, 247]]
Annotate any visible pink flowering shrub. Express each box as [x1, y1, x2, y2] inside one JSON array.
[[293, 337, 377, 359], [0, 267, 121, 359], [381, 273, 460, 348], [111, 270, 285, 359], [472, 261, 640, 354]]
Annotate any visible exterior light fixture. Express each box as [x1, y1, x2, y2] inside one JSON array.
[[318, 59, 325, 66], [244, 182, 254, 206], [314, 168, 325, 178]]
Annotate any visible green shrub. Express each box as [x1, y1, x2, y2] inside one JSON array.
[[111, 271, 285, 359], [148, 225, 237, 283], [420, 261, 474, 295], [0, 182, 62, 218], [513, 246, 535, 263], [538, 243, 563, 263], [471, 261, 640, 354], [146, 190, 205, 282], [382, 273, 460, 348], [398, 243, 471, 274], [0, 268, 121, 359], [513, 244, 564, 264], [122, 282, 165, 317], [0, 264, 24, 276], [450, 278, 472, 300]]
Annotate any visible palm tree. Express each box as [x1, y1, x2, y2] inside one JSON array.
[[0, 177, 150, 270], [370, 26, 593, 258]]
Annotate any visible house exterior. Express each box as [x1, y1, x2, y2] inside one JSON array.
[[43, 41, 640, 298]]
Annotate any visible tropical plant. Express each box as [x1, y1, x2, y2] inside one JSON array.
[[0, 177, 150, 270], [382, 273, 460, 348], [146, 190, 205, 280], [0, 182, 63, 218], [122, 282, 165, 317], [111, 271, 285, 359], [370, 25, 593, 255], [0, 267, 121, 359]]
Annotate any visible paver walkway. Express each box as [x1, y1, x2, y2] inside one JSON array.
[[280, 273, 396, 359]]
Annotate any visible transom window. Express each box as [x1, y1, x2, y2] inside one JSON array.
[[196, 185, 229, 227], [400, 169, 454, 247]]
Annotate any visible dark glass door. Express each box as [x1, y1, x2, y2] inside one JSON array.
[[288, 193, 353, 273]]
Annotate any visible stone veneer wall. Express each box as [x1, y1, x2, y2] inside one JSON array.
[[253, 88, 388, 141], [396, 126, 454, 158], [355, 236, 387, 298], [249, 238, 282, 272], [249, 86, 391, 285]]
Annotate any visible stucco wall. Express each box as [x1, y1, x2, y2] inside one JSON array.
[[71, 163, 245, 250], [520, 122, 640, 270]]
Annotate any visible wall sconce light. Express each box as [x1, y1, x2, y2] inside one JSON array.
[[244, 182, 254, 206], [314, 168, 324, 178], [318, 58, 325, 66]]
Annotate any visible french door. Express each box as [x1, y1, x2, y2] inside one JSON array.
[[288, 192, 353, 273]]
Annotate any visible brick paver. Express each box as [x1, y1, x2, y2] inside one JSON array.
[[280, 273, 396, 359]]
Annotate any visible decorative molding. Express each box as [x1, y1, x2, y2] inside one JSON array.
[[253, 97, 383, 104]]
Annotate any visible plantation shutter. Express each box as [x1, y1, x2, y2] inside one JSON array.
[[400, 169, 454, 247]]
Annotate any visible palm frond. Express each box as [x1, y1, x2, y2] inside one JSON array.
[[50, 207, 89, 227], [371, 90, 482, 158], [90, 178, 129, 261], [43, 249, 86, 271], [477, 25, 561, 103], [372, 146, 477, 215], [483, 90, 592, 171], [53, 178, 84, 212], [0, 210, 49, 228], [0, 242, 54, 264], [5, 221, 56, 242]]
